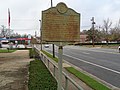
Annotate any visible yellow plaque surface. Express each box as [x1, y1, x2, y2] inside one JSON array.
[[42, 2, 80, 42]]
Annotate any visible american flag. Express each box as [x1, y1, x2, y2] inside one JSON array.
[[8, 8, 10, 27]]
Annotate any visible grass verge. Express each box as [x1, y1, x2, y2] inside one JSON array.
[[65, 67, 111, 90], [42, 50, 58, 62], [28, 59, 57, 90], [0, 49, 16, 53], [42, 50, 111, 90]]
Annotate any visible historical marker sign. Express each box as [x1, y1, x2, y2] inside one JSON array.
[[41, 3, 81, 90], [41, 2, 80, 42]]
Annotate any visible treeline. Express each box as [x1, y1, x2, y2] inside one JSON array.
[[82, 18, 120, 43]]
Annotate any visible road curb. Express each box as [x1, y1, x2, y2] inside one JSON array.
[[63, 60, 120, 90]]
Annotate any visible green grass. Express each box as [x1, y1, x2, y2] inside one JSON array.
[[28, 59, 57, 90], [42, 50, 58, 62], [101, 45, 119, 49], [0, 48, 37, 58], [65, 67, 111, 90], [0, 49, 16, 53]]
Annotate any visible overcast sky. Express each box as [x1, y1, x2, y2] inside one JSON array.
[[0, 0, 120, 36]]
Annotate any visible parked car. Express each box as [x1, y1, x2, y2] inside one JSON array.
[[1, 40, 9, 48], [118, 45, 120, 53], [44, 44, 49, 48], [17, 44, 25, 48]]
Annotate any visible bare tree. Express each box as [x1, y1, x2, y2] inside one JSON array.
[[102, 18, 112, 45], [0, 25, 6, 37], [110, 19, 120, 42], [0, 25, 15, 38]]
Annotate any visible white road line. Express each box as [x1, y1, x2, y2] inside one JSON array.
[[82, 52, 90, 54], [65, 47, 119, 54], [65, 51, 95, 60], [64, 54, 120, 75], [44, 47, 120, 74]]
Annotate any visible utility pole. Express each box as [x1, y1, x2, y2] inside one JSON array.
[[35, 31, 37, 37], [91, 17, 95, 47], [39, 20, 42, 50], [50, 0, 55, 58], [51, 0, 53, 7]]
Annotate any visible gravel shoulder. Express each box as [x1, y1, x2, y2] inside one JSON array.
[[0, 50, 33, 90]]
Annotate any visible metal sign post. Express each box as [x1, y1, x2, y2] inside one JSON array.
[[58, 45, 63, 90]]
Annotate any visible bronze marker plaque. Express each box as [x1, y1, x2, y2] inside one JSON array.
[[42, 2, 80, 42]]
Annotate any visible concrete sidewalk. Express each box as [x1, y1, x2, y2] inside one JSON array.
[[0, 50, 33, 90]]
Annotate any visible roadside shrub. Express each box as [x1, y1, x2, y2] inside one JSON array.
[[29, 48, 40, 59], [28, 59, 57, 90], [29, 48, 33, 58]]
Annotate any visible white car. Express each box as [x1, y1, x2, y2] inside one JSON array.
[[1, 44, 9, 48], [17, 44, 25, 48], [1, 40, 9, 48], [44, 44, 49, 48], [118, 45, 120, 53]]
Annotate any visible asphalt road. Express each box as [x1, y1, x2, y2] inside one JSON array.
[[42, 45, 120, 88]]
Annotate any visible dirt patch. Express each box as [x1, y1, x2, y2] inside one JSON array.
[[0, 50, 33, 90]]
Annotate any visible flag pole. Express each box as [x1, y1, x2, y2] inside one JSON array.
[[8, 8, 10, 39], [9, 23, 10, 40]]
